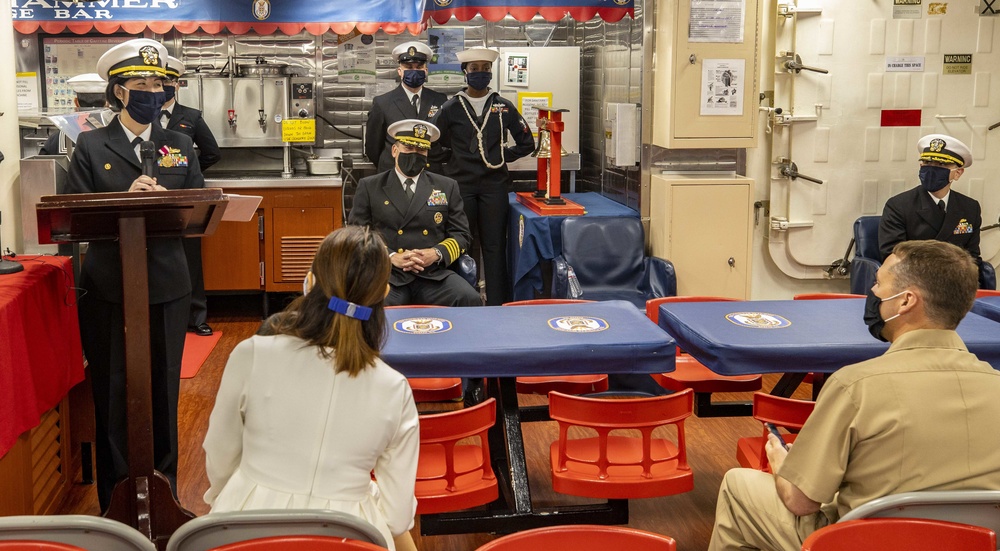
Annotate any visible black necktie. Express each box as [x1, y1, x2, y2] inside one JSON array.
[[411, 94, 419, 114], [405, 178, 415, 200], [938, 199, 946, 213]]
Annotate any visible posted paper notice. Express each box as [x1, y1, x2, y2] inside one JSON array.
[[701, 59, 745, 116]]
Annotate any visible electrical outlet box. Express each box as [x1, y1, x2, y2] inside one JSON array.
[[605, 102, 639, 166]]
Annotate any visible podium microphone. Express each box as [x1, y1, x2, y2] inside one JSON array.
[[140, 140, 157, 179]]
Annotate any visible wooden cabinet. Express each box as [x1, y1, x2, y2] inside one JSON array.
[[202, 211, 263, 291], [649, 174, 753, 298], [0, 398, 72, 516], [202, 186, 342, 293]]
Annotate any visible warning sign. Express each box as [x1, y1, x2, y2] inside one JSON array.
[[943, 54, 972, 75], [893, 0, 921, 19]]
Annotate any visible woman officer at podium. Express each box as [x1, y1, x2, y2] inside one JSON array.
[[64, 38, 204, 512]]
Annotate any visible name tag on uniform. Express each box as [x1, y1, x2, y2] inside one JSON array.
[[427, 190, 448, 206], [954, 219, 974, 235]]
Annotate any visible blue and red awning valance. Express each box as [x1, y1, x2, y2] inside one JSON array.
[[11, 0, 634, 36], [424, 0, 634, 24], [11, 0, 427, 36]]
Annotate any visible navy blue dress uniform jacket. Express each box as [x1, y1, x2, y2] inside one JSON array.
[[365, 86, 448, 173], [432, 92, 536, 185], [66, 117, 206, 304], [164, 103, 221, 171], [348, 170, 471, 287], [879, 186, 982, 264]]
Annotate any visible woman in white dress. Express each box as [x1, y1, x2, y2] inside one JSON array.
[[203, 226, 419, 551]]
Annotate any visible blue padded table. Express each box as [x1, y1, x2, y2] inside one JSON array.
[[382, 300, 674, 535], [383, 300, 673, 377], [972, 296, 1000, 323], [658, 298, 1000, 378], [508, 192, 638, 301]]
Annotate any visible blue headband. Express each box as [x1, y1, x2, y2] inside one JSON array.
[[327, 296, 372, 321]]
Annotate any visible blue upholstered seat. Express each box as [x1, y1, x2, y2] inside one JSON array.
[[551, 217, 676, 308], [850, 215, 996, 293], [849, 216, 882, 296]]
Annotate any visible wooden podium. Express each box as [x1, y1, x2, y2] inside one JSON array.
[[36, 189, 228, 550]]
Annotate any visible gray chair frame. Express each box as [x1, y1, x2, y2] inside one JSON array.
[[165, 509, 388, 551], [839, 490, 1000, 549], [0, 515, 155, 551]]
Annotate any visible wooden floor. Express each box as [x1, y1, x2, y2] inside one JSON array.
[[57, 296, 811, 551]]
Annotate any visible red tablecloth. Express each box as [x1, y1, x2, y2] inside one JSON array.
[[0, 256, 85, 457]]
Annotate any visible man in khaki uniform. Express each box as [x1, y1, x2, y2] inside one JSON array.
[[709, 240, 1000, 551]]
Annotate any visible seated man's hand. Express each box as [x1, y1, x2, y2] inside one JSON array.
[[391, 250, 425, 273], [411, 248, 442, 267], [765, 434, 790, 472]]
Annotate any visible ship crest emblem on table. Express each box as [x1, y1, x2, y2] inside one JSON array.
[[548, 316, 609, 333], [394, 317, 452, 334], [725, 312, 791, 329]]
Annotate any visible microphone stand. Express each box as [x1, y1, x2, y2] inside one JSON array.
[[0, 210, 25, 275]]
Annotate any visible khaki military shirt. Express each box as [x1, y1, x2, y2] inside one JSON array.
[[778, 329, 1000, 518]]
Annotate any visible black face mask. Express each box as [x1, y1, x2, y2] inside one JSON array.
[[397, 152, 427, 177], [863, 288, 904, 342], [402, 69, 426, 88], [918, 165, 953, 193], [120, 86, 165, 125], [466, 71, 492, 90]]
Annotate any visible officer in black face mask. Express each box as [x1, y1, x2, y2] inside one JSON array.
[[349, 119, 480, 307], [365, 41, 448, 174], [64, 38, 204, 512], [879, 134, 993, 289], [432, 47, 535, 306]]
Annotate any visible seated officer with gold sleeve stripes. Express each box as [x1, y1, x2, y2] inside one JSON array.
[[349, 119, 481, 307]]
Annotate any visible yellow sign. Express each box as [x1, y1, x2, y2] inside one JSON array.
[[281, 118, 316, 143], [517, 92, 553, 137]]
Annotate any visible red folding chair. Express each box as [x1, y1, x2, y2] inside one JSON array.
[[415, 398, 498, 514], [502, 299, 609, 395], [548, 389, 694, 499], [736, 392, 814, 472], [646, 296, 762, 416], [801, 518, 996, 551], [475, 525, 677, 551], [792, 293, 865, 300], [0, 544, 86, 551], [386, 305, 463, 402], [209, 536, 388, 551]]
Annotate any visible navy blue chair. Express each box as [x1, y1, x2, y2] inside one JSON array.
[[981, 261, 997, 291], [850, 216, 882, 296], [552, 217, 676, 308], [851, 215, 996, 292]]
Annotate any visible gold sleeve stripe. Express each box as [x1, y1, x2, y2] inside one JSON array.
[[441, 238, 460, 263]]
